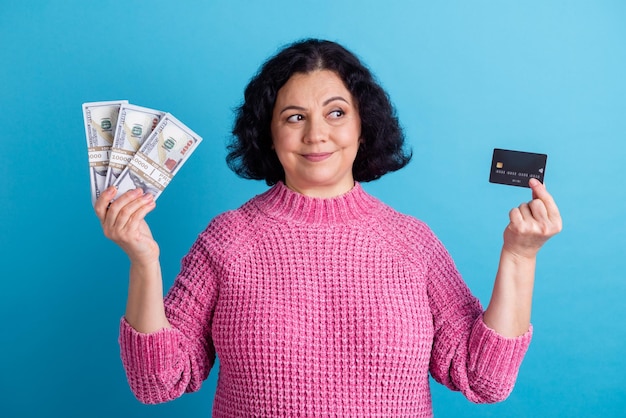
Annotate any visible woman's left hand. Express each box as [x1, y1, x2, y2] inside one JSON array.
[[484, 178, 563, 337], [502, 178, 563, 259]]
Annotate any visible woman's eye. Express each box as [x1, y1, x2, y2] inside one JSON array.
[[329, 109, 344, 118], [287, 114, 304, 123]]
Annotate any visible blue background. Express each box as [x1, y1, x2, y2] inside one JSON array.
[[1, 1, 625, 417]]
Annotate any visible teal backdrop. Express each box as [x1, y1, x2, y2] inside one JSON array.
[[1, 1, 625, 417]]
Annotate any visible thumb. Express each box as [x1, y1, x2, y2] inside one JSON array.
[[529, 177, 544, 200]]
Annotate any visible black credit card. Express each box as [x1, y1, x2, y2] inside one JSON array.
[[489, 148, 547, 188]]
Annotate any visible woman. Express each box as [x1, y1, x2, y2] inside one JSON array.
[[95, 39, 562, 416]]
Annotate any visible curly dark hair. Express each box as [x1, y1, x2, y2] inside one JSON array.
[[227, 38, 412, 185]]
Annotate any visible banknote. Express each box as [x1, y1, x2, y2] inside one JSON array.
[[83, 100, 128, 205], [105, 104, 165, 188], [112, 113, 203, 201]]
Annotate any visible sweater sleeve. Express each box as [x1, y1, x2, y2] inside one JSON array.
[[422, 224, 532, 403], [118, 230, 220, 404]]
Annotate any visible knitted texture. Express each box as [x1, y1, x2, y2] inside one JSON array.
[[119, 182, 532, 416]]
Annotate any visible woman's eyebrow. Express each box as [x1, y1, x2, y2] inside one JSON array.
[[279, 96, 350, 115], [278, 105, 306, 115], [323, 96, 349, 106]]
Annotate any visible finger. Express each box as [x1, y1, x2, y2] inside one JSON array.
[[94, 186, 118, 222], [107, 190, 152, 231], [529, 178, 560, 219], [131, 194, 157, 222], [101, 188, 143, 232], [529, 178, 541, 200], [528, 198, 549, 222], [114, 193, 155, 234], [517, 202, 533, 222], [109, 188, 144, 209], [509, 207, 523, 225]]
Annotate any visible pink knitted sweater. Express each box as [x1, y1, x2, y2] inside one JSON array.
[[119, 182, 532, 416]]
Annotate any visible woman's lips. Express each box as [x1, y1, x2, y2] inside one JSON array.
[[301, 152, 333, 162]]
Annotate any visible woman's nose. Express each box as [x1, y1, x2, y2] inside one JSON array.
[[303, 116, 328, 144]]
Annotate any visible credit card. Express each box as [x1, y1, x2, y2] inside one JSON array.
[[489, 148, 547, 188]]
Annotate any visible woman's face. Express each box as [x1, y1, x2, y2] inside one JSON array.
[[270, 70, 361, 198]]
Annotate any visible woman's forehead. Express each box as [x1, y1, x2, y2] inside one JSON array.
[[276, 70, 352, 104]]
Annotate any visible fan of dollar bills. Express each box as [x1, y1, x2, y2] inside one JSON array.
[[82, 100, 203, 206]]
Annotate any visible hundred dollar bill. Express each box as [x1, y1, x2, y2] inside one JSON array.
[[105, 104, 165, 188], [112, 113, 202, 201], [83, 100, 128, 205]]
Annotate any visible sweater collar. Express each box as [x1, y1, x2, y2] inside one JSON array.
[[252, 181, 382, 224]]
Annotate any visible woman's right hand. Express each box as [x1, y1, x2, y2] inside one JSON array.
[[94, 186, 159, 265]]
